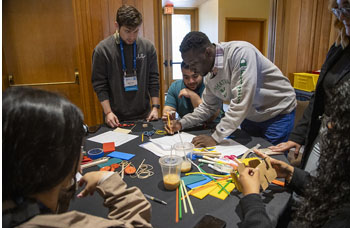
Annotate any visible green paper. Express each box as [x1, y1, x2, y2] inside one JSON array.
[[97, 158, 122, 168], [181, 174, 207, 185]]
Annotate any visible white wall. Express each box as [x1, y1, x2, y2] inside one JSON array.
[[198, 0, 218, 43]]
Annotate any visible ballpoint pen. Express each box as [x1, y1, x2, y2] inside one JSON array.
[[144, 194, 167, 205]]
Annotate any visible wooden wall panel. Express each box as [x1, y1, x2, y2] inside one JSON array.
[[274, 0, 334, 83]]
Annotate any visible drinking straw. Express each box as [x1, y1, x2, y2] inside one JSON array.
[[218, 180, 232, 194], [180, 181, 187, 213], [176, 187, 179, 223], [179, 184, 182, 220], [177, 131, 187, 158], [197, 165, 230, 195], [181, 180, 194, 214]]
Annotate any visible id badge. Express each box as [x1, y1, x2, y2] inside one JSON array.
[[123, 74, 138, 91]]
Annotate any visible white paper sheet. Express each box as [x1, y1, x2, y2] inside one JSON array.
[[87, 131, 138, 147], [141, 132, 248, 157], [149, 132, 196, 151]]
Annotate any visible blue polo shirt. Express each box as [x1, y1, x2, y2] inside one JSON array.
[[165, 80, 205, 118]]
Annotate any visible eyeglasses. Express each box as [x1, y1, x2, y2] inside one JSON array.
[[331, 7, 350, 19]]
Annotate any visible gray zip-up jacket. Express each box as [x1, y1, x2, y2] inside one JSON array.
[[92, 33, 159, 121], [180, 41, 296, 143]]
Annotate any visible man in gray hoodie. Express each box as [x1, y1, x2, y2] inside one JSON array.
[[166, 31, 296, 146]]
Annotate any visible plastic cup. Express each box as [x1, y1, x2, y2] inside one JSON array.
[[172, 142, 194, 173], [159, 155, 182, 190]]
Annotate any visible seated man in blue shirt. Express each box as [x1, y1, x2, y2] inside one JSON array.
[[162, 62, 221, 122]]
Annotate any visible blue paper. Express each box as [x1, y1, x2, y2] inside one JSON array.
[[187, 175, 212, 189], [107, 151, 135, 160], [181, 174, 207, 185]]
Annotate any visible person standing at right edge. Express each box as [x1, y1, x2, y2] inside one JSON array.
[[92, 5, 160, 127], [270, 0, 350, 174]]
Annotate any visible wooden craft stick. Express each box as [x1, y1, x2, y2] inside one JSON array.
[[182, 180, 194, 214], [180, 182, 187, 213]]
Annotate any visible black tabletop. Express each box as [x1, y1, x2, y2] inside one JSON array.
[[69, 120, 290, 228]]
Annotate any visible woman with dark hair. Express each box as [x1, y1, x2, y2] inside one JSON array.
[[270, 0, 350, 173], [2, 87, 151, 227], [238, 79, 350, 227]]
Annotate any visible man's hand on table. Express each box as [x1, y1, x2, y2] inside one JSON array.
[[268, 140, 301, 159], [192, 135, 217, 148], [105, 112, 119, 128]]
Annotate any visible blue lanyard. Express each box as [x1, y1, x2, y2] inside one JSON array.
[[120, 39, 137, 75]]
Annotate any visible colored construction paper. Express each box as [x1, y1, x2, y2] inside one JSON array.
[[103, 142, 115, 153], [209, 182, 235, 200], [187, 175, 212, 189], [97, 158, 122, 168], [107, 151, 135, 160], [191, 185, 217, 199], [181, 175, 207, 185]]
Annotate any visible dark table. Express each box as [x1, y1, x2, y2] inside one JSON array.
[[69, 120, 290, 227]]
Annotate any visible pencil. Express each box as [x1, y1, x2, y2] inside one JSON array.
[[176, 187, 179, 223], [167, 113, 171, 130], [180, 181, 187, 213], [182, 180, 194, 214], [141, 133, 144, 142], [179, 184, 182, 220]]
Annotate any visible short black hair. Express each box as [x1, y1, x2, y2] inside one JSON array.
[[3, 87, 85, 200], [116, 5, 143, 28], [181, 61, 190, 69], [179, 31, 212, 54]]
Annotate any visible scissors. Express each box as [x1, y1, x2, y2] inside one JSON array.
[[143, 130, 155, 139], [224, 155, 237, 161]]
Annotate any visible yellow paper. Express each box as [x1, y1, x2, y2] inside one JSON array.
[[114, 128, 131, 134], [191, 185, 217, 199], [209, 183, 235, 200]]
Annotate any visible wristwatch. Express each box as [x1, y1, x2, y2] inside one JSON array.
[[152, 104, 160, 109]]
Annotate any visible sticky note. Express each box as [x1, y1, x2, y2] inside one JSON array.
[[103, 142, 115, 153], [181, 175, 207, 185], [107, 151, 135, 160], [209, 182, 235, 200], [187, 176, 212, 189], [97, 158, 122, 168]]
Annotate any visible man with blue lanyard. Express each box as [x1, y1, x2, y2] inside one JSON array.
[[162, 61, 222, 122], [92, 5, 160, 127]]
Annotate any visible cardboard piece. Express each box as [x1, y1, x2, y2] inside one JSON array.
[[257, 148, 284, 156], [103, 142, 115, 153], [107, 151, 135, 160], [231, 157, 277, 191]]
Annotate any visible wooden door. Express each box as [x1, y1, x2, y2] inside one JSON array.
[[3, 0, 83, 111], [225, 18, 266, 54]]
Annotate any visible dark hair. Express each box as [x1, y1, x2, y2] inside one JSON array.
[[181, 61, 190, 70], [3, 87, 85, 200], [179, 31, 212, 54], [116, 5, 143, 28], [296, 79, 350, 227]]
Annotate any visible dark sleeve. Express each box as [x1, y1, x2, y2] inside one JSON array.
[[239, 194, 272, 228], [148, 45, 160, 98], [285, 167, 311, 196], [91, 48, 110, 102], [288, 94, 315, 145]]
